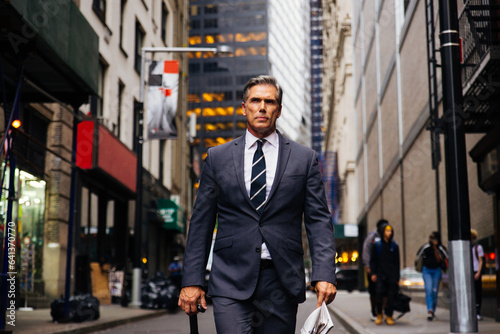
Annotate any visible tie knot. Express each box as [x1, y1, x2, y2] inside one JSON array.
[[256, 139, 266, 149]]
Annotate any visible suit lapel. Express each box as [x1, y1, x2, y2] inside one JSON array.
[[265, 132, 291, 206], [232, 136, 253, 206]]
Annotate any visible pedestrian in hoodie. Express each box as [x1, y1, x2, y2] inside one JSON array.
[[362, 219, 386, 320], [370, 221, 400, 326]]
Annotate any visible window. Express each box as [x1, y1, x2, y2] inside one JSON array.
[[119, 0, 126, 53], [204, 19, 218, 29], [135, 21, 145, 73], [189, 63, 201, 73], [205, 5, 218, 14], [162, 3, 169, 44], [190, 20, 201, 29], [91, 60, 107, 118], [133, 99, 139, 153], [93, 0, 106, 23], [117, 81, 125, 138], [159, 140, 166, 183]]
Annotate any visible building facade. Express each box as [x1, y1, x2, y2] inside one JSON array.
[[187, 0, 312, 160], [339, 0, 499, 320], [1, 0, 188, 306]]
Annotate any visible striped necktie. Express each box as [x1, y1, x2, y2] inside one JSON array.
[[250, 139, 266, 214]]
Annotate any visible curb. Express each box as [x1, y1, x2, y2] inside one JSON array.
[[329, 305, 375, 334], [48, 309, 169, 334]]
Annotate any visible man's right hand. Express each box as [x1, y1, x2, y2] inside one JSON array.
[[178, 286, 207, 316]]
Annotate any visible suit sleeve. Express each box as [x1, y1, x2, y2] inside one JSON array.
[[181, 150, 218, 288], [303, 151, 336, 285]]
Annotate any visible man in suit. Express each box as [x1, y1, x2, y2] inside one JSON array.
[[178, 75, 337, 333]]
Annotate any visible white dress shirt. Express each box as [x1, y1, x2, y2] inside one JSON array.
[[244, 130, 279, 260]]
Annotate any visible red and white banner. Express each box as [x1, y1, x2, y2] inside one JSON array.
[[146, 60, 179, 140]]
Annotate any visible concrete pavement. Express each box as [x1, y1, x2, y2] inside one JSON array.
[[10, 290, 500, 333], [330, 290, 500, 334]]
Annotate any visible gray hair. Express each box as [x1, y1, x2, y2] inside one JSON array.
[[242, 75, 283, 106]]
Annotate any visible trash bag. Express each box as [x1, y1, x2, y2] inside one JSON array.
[[50, 294, 100, 323], [141, 271, 179, 311]]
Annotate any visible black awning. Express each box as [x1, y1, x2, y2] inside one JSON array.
[[0, 0, 99, 106]]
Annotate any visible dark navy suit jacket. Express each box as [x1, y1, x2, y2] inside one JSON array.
[[182, 132, 336, 303]]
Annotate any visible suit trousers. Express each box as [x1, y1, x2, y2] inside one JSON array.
[[212, 265, 299, 334]]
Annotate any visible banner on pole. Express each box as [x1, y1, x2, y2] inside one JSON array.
[[146, 60, 179, 140]]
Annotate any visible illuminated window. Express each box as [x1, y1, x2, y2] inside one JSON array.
[[188, 94, 201, 103], [215, 33, 234, 43], [190, 5, 199, 16], [187, 108, 201, 117], [202, 92, 233, 102], [235, 32, 266, 42], [203, 108, 216, 116], [236, 122, 247, 129], [205, 35, 215, 44], [189, 36, 202, 45]]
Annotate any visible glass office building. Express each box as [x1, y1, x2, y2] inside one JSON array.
[[188, 0, 311, 157]]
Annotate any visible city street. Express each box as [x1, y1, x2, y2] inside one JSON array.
[[89, 291, 348, 334]]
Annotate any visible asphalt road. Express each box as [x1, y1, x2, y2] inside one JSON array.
[[90, 291, 349, 334]]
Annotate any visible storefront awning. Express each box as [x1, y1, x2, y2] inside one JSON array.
[[0, 0, 98, 105], [157, 199, 185, 233], [334, 224, 359, 239], [76, 120, 137, 194]]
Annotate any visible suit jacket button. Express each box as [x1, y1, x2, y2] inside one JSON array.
[[259, 222, 263, 227], [255, 247, 261, 253]]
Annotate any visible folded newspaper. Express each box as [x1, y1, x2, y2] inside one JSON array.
[[300, 301, 334, 334]]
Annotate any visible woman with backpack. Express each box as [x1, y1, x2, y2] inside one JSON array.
[[415, 231, 449, 321], [370, 220, 400, 326]]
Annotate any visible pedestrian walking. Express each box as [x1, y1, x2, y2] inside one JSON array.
[[370, 220, 400, 326], [178, 75, 337, 333], [168, 256, 183, 290], [471, 229, 484, 320], [415, 231, 448, 321], [361, 219, 385, 321]]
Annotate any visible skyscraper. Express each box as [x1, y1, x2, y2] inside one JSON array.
[[188, 0, 311, 158]]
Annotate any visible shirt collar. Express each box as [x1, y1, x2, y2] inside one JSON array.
[[245, 130, 278, 149]]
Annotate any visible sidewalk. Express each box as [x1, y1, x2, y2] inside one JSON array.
[[8, 291, 500, 334], [13, 304, 168, 334], [329, 291, 500, 334]]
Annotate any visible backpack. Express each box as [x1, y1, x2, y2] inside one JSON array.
[[474, 244, 486, 275], [374, 240, 397, 255]]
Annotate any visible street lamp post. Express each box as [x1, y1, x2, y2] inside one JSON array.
[[130, 45, 232, 307], [437, 0, 476, 332]]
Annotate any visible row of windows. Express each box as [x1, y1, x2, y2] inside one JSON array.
[[187, 106, 244, 117], [190, 15, 266, 30], [190, 2, 266, 17], [192, 137, 234, 150], [188, 92, 234, 103], [189, 32, 267, 45], [194, 121, 247, 132], [187, 47, 266, 62]]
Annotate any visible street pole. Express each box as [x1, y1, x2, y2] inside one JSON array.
[[437, 0, 476, 332], [130, 45, 232, 308]]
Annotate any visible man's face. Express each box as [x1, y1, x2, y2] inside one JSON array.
[[384, 227, 392, 241], [242, 84, 282, 138]]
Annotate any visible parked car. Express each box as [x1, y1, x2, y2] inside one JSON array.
[[335, 267, 359, 292], [400, 267, 424, 291]]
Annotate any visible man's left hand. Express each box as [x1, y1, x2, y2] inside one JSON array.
[[314, 281, 337, 308]]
